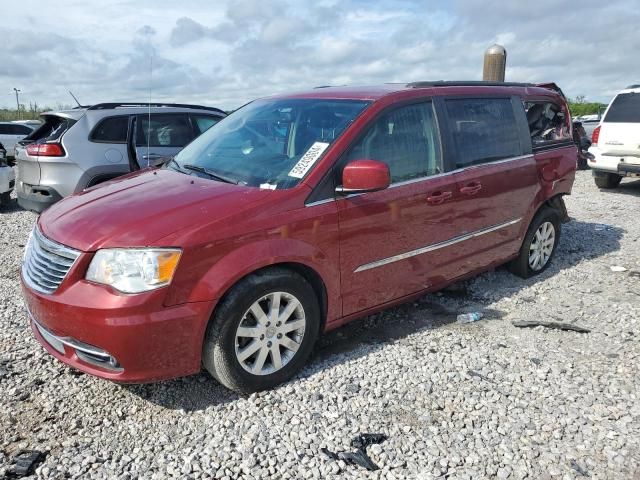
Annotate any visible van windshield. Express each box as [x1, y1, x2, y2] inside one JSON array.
[[604, 92, 640, 123], [170, 98, 369, 189]]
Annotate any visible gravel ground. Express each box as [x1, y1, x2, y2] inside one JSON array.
[[1, 170, 639, 480]]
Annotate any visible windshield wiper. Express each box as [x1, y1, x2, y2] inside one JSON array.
[[183, 164, 239, 185], [165, 157, 184, 172]]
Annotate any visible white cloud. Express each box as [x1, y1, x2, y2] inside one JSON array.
[[1, 0, 638, 110]]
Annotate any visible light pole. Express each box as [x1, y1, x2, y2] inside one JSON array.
[[13, 88, 21, 119]]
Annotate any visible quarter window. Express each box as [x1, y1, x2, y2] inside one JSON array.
[[90, 116, 129, 143], [525, 101, 571, 148], [192, 115, 221, 134], [343, 102, 441, 183], [445, 98, 522, 168], [137, 114, 193, 147]]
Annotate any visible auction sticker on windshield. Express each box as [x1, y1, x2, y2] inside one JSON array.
[[288, 142, 330, 179]]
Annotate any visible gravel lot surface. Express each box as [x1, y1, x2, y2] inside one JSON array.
[[1, 170, 639, 479]]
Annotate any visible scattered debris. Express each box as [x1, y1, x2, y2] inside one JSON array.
[[570, 459, 590, 477], [6, 450, 46, 478], [467, 370, 493, 383], [322, 433, 387, 471], [511, 320, 591, 333], [456, 312, 483, 324], [628, 270, 640, 279], [610, 265, 627, 272], [530, 357, 542, 366]]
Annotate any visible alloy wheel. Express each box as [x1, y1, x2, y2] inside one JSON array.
[[234, 292, 306, 376], [528, 221, 555, 271]]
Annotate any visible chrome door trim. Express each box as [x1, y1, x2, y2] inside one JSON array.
[[354, 217, 522, 273]]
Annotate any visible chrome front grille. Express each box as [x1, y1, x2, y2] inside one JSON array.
[[22, 227, 80, 294]]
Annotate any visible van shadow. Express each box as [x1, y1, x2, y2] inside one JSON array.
[[126, 219, 623, 411], [608, 178, 640, 197]]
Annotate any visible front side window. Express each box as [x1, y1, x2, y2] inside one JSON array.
[[137, 114, 193, 147], [342, 102, 441, 183], [446, 98, 522, 168], [604, 92, 640, 123], [171, 99, 370, 189]]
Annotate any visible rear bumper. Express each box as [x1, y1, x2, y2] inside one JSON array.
[[22, 277, 215, 383], [618, 163, 640, 175], [588, 149, 640, 175], [17, 184, 63, 213], [0, 166, 15, 193]]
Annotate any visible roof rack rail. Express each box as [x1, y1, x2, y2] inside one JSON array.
[[407, 80, 535, 88], [626, 84, 640, 89], [86, 103, 226, 115]]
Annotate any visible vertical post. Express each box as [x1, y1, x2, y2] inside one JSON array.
[[483, 45, 506, 82], [13, 88, 21, 119]]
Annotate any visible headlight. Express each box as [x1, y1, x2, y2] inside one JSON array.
[[86, 248, 182, 293]]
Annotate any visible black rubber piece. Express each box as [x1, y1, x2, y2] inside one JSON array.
[[6, 450, 46, 478]]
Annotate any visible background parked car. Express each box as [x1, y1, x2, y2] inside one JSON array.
[[0, 141, 15, 208], [588, 84, 640, 188], [0, 122, 34, 161], [15, 103, 226, 212]]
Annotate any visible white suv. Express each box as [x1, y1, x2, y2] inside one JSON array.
[[588, 85, 640, 188]]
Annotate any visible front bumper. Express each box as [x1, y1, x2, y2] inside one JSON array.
[[22, 275, 215, 383]]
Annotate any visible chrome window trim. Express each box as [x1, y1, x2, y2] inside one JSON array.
[[354, 217, 522, 273], [306, 154, 535, 207]]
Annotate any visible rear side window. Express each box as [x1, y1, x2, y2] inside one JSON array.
[[136, 114, 193, 147], [445, 98, 521, 168], [343, 102, 441, 183], [9, 124, 33, 135], [90, 116, 129, 143], [192, 114, 220, 134], [0, 125, 10, 134], [604, 92, 640, 123], [24, 116, 76, 143]]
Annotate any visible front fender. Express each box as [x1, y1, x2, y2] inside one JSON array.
[[177, 238, 341, 323]]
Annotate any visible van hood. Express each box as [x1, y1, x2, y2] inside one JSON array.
[[39, 169, 272, 251]]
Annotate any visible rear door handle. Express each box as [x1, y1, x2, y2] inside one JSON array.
[[460, 182, 482, 195], [426, 191, 452, 205]]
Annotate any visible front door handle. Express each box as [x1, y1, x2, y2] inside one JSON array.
[[460, 182, 482, 195], [426, 191, 452, 205], [142, 153, 163, 160]]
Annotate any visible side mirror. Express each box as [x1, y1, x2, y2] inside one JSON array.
[[336, 159, 390, 195]]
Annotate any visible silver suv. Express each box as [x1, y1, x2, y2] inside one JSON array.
[[16, 103, 226, 212]]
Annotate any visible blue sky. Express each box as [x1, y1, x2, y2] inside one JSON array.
[[1, 0, 637, 110]]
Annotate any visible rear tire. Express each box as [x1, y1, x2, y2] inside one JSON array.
[[0, 192, 11, 208], [509, 207, 561, 279], [593, 171, 622, 189], [202, 267, 320, 394]]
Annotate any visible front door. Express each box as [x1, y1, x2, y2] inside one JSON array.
[[337, 101, 460, 316], [135, 113, 194, 167]]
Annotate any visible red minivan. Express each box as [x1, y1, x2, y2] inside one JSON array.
[[21, 82, 576, 393]]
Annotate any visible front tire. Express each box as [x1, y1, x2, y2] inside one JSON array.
[[593, 171, 622, 189], [202, 268, 320, 394], [509, 207, 561, 279]]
